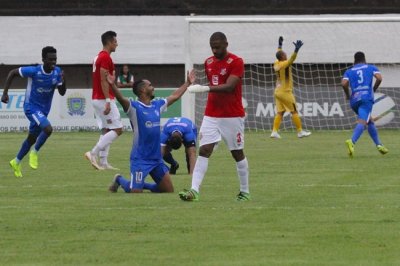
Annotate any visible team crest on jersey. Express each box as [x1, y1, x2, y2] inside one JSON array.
[[220, 68, 227, 76], [145, 121, 153, 128], [227, 58, 233, 64], [207, 58, 214, 64], [212, 75, 219, 85], [67, 93, 86, 116]]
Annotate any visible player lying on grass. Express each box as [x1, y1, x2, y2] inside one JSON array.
[[107, 70, 195, 193], [342, 51, 388, 157], [270, 36, 311, 139], [1, 46, 66, 178], [161, 117, 197, 175]]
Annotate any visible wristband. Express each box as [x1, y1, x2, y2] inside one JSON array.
[[106, 98, 111, 103]]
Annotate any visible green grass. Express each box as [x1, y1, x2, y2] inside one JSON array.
[[0, 131, 399, 265]]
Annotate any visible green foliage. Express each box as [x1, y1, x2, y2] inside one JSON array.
[[0, 131, 399, 265]]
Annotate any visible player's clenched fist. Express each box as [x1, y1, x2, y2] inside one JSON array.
[[188, 84, 210, 93]]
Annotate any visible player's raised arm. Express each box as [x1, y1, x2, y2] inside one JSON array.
[[166, 69, 195, 107], [1, 68, 20, 103], [107, 72, 130, 112], [278, 36, 283, 50]]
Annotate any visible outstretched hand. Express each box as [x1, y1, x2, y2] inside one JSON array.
[[278, 36, 284, 47], [293, 40, 304, 52], [187, 69, 196, 84], [1, 93, 9, 104]]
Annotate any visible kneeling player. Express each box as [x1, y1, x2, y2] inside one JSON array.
[[107, 70, 195, 193], [161, 117, 197, 175]]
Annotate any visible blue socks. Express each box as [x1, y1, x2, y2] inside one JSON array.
[[116, 176, 132, 193], [34, 131, 50, 152], [351, 123, 365, 144], [117, 175, 160, 193], [16, 139, 32, 161], [144, 183, 160, 193], [367, 123, 381, 145]]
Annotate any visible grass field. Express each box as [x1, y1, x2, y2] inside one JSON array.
[[0, 130, 399, 265]]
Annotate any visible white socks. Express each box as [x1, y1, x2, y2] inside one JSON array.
[[191, 156, 209, 193], [99, 144, 110, 165], [190, 156, 249, 194], [91, 130, 118, 156], [236, 158, 249, 193]]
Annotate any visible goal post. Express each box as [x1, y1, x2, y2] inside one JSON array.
[[183, 15, 400, 130]]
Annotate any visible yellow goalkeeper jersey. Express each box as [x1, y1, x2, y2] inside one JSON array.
[[273, 49, 298, 92]]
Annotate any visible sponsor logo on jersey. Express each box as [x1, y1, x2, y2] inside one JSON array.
[[227, 58, 233, 64], [67, 93, 86, 116], [207, 58, 213, 64], [220, 68, 227, 76]]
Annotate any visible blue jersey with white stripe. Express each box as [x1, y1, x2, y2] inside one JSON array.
[[343, 63, 379, 104], [161, 117, 197, 145], [20, 65, 63, 114], [127, 99, 168, 161]]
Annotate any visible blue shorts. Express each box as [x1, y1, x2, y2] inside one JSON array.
[[129, 159, 169, 190], [351, 100, 373, 122], [25, 107, 51, 136]]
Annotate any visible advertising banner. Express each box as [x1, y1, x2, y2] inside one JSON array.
[[0, 88, 182, 132]]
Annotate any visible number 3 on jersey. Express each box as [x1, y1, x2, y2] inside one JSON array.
[[356, 70, 364, 84]]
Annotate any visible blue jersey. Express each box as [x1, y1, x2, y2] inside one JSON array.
[[343, 63, 380, 105], [161, 117, 197, 145], [127, 99, 168, 161], [20, 65, 63, 114]]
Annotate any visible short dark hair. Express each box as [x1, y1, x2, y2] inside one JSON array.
[[210, 32, 227, 42], [168, 134, 183, 150], [354, 51, 366, 64], [276, 50, 284, 60], [132, 79, 145, 96], [42, 46, 57, 59], [101, 31, 117, 46]]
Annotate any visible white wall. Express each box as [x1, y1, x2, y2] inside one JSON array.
[[0, 16, 185, 65], [3, 15, 400, 65]]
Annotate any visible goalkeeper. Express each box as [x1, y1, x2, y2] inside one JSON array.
[[270, 36, 311, 139]]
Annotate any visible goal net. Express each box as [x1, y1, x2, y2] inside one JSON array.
[[184, 16, 400, 131]]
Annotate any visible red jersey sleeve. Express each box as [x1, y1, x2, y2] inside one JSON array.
[[99, 55, 113, 71], [229, 57, 244, 78]]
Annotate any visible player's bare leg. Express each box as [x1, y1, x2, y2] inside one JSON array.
[[157, 173, 174, 193]]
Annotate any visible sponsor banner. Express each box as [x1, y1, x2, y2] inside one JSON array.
[[0, 88, 182, 132], [243, 86, 399, 130], [195, 86, 399, 130]]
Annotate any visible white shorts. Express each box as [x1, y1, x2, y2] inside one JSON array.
[[199, 116, 244, 150], [92, 99, 123, 129]]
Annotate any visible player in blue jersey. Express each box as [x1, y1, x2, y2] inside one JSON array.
[[342, 51, 388, 157], [1, 46, 66, 177], [107, 70, 195, 193], [161, 117, 197, 175]]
